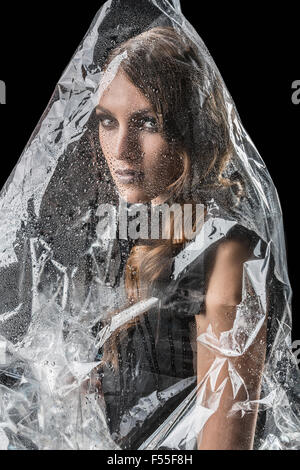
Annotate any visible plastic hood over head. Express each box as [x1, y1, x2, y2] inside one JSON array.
[[0, 0, 299, 450]]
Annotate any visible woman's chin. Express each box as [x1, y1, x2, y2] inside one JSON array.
[[118, 187, 151, 205]]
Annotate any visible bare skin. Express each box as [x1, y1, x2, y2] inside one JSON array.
[[97, 70, 182, 205], [195, 239, 267, 449]]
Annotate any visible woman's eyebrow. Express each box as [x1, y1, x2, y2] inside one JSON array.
[[96, 105, 114, 115], [96, 105, 155, 119]]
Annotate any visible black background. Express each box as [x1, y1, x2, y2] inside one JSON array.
[[0, 1, 299, 342]]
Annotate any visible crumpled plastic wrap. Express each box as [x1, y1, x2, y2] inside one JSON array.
[[0, 0, 299, 450]]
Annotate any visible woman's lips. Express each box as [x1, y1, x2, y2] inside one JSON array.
[[114, 169, 144, 184]]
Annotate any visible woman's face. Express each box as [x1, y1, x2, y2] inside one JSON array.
[[97, 70, 182, 204]]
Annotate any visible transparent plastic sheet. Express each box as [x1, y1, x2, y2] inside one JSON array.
[[0, 0, 299, 450]]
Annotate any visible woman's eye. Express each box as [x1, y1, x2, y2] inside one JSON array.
[[98, 115, 116, 129], [97, 113, 158, 132], [138, 117, 158, 132]]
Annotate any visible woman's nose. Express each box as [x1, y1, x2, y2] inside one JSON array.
[[114, 125, 139, 162]]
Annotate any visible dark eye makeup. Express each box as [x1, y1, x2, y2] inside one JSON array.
[[96, 111, 158, 133], [97, 113, 116, 129]]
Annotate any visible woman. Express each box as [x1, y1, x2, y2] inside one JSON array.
[[73, 26, 269, 450], [0, 1, 298, 451]]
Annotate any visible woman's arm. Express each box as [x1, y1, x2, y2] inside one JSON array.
[[195, 238, 267, 450]]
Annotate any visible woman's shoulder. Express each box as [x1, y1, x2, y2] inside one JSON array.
[[157, 217, 263, 320], [172, 216, 263, 283]]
